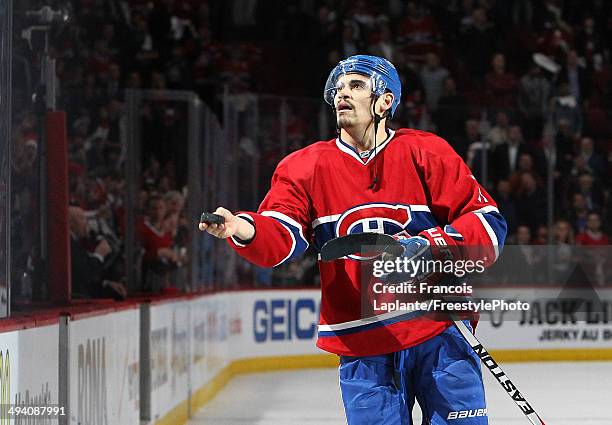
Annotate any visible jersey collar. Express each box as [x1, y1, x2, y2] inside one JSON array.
[[335, 129, 395, 165]]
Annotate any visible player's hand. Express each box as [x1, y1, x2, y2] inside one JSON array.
[[198, 207, 255, 241], [381, 236, 433, 284]]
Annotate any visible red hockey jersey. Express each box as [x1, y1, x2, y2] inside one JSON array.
[[227, 129, 507, 356]]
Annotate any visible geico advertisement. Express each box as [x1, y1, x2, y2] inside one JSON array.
[[0, 325, 59, 425], [237, 288, 612, 352], [234, 290, 324, 358], [69, 309, 139, 425], [475, 288, 612, 350]]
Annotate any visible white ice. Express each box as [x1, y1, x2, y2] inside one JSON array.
[[189, 362, 612, 425]]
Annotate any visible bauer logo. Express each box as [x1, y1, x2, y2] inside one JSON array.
[[253, 298, 319, 342], [335, 204, 412, 260], [447, 409, 487, 420]]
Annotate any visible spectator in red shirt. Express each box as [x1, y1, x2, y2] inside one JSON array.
[[397, 2, 441, 62], [576, 213, 609, 246], [138, 194, 179, 290], [139, 194, 176, 261], [485, 53, 518, 109], [576, 212, 609, 285]]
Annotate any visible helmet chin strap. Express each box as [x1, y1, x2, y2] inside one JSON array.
[[368, 97, 387, 190]]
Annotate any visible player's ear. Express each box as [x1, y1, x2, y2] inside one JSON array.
[[378, 92, 394, 116]]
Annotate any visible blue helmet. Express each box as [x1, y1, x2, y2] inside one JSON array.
[[323, 55, 402, 118]]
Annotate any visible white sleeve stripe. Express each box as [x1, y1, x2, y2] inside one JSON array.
[[409, 205, 431, 212], [312, 214, 342, 228], [261, 210, 302, 230], [229, 236, 246, 247], [474, 212, 499, 260], [318, 309, 416, 332], [471, 205, 500, 214]]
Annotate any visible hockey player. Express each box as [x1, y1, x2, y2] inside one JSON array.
[[199, 55, 506, 424]]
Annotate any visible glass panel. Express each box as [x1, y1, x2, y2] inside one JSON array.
[[0, 0, 12, 317], [10, 0, 46, 308], [125, 91, 196, 294], [62, 86, 128, 301]]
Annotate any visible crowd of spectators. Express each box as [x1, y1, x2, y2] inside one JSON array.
[[10, 0, 612, 298]]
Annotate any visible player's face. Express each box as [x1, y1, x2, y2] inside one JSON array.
[[334, 73, 374, 129]]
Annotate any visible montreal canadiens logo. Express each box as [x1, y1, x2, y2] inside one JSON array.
[[335, 203, 412, 260]]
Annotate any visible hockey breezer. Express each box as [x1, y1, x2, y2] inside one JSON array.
[[320, 233, 546, 425]]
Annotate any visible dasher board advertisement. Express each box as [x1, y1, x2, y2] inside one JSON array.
[[68, 309, 140, 425]]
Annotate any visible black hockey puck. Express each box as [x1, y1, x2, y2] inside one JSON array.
[[200, 212, 225, 225]]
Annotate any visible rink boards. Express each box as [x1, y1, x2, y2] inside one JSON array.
[[1, 288, 611, 425]]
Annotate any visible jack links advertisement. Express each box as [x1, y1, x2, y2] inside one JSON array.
[[359, 244, 612, 330]]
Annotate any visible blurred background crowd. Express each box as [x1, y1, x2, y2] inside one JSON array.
[[9, 0, 612, 304]]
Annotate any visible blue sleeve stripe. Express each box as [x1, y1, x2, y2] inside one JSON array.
[[261, 211, 309, 265], [443, 224, 464, 241], [483, 211, 507, 249], [406, 212, 438, 235], [474, 210, 507, 260], [313, 222, 335, 250]]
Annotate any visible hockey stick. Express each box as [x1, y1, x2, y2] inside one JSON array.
[[448, 313, 546, 425], [319, 232, 403, 260], [320, 233, 546, 425]]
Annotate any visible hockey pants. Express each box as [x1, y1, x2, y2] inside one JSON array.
[[339, 323, 488, 425]]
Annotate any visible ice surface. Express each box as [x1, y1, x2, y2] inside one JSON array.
[[189, 362, 612, 424]]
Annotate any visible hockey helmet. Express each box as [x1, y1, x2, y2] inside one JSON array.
[[323, 55, 402, 117]]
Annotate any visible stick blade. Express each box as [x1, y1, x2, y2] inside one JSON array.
[[320, 233, 400, 261]]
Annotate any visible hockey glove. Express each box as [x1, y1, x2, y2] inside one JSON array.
[[381, 226, 462, 284]]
